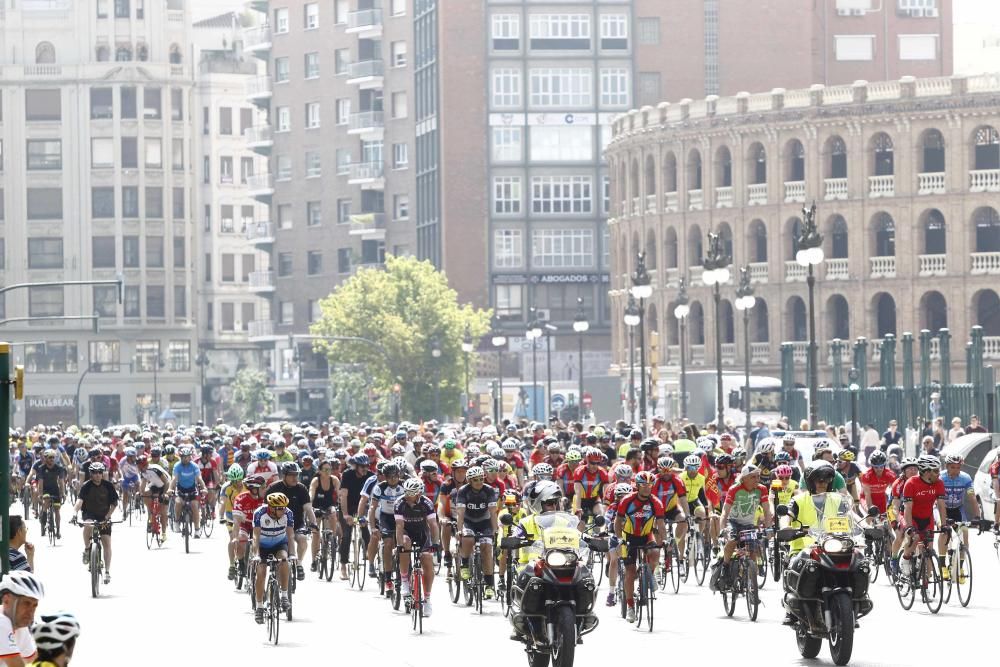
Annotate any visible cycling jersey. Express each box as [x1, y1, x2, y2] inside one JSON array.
[[32, 462, 66, 496], [393, 495, 436, 542], [901, 476, 945, 521], [173, 461, 201, 490], [119, 459, 140, 486], [253, 505, 293, 548], [246, 460, 278, 486], [16, 452, 35, 476], [615, 492, 665, 537], [371, 480, 406, 516], [498, 507, 528, 537], [573, 466, 608, 500], [141, 464, 170, 489], [0, 613, 36, 663], [941, 471, 974, 510], [724, 483, 769, 527], [232, 491, 265, 535], [681, 472, 707, 505], [651, 473, 686, 512], [769, 479, 798, 506], [221, 481, 244, 517], [554, 463, 577, 496], [860, 467, 897, 513], [266, 480, 311, 528], [454, 483, 498, 523], [197, 455, 221, 485], [311, 475, 338, 511], [421, 476, 442, 504]]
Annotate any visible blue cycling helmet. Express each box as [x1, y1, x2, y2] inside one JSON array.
[[255, 449, 272, 460]]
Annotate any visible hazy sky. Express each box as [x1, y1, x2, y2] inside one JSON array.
[[955, 0, 1000, 24]]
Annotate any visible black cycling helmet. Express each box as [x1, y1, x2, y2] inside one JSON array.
[[868, 451, 888, 467], [281, 462, 300, 475]]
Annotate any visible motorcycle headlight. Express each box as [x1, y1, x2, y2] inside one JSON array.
[[546, 550, 577, 568], [822, 537, 852, 554]]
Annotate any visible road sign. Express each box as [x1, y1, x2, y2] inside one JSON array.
[[551, 393, 566, 411], [582, 392, 593, 409]]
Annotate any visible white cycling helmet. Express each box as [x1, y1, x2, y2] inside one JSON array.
[[740, 463, 760, 477], [917, 455, 941, 472], [31, 611, 80, 651], [755, 438, 774, 454], [683, 454, 702, 468], [613, 463, 634, 482], [532, 462, 554, 479], [0, 571, 45, 600], [403, 477, 424, 497]]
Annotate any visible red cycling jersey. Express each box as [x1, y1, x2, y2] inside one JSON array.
[[901, 475, 945, 522], [651, 473, 687, 512], [232, 490, 265, 536], [860, 467, 897, 513], [197, 455, 221, 486], [573, 466, 609, 500], [554, 463, 576, 496]]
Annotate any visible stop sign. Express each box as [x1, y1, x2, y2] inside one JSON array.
[[582, 392, 593, 409]]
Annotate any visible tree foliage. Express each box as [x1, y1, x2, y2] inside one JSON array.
[[230, 368, 274, 423], [311, 256, 491, 421]]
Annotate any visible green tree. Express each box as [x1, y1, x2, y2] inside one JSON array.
[[311, 255, 491, 421], [230, 368, 274, 423]]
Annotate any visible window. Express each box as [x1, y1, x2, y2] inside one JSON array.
[[304, 3, 319, 29], [171, 88, 183, 121], [29, 286, 63, 317], [531, 176, 593, 214], [203, 254, 211, 282], [172, 138, 184, 170], [221, 205, 234, 232], [305, 52, 319, 78], [492, 14, 520, 50], [307, 200, 322, 225], [308, 300, 321, 323], [274, 7, 289, 33], [897, 0, 938, 15], [26, 90, 61, 121], [146, 286, 165, 318], [144, 138, 162, 168], [835, 34, 875, 60], [280, 301, 294, 325], [115, 46, 132, 62], [391, 92, 408, 119], [278, 204, 293, 229], [123, 286, 140, 317], [337, 248, 351, 273], [25, 343, 77, 374], [27, 140, 62, 170], [337, 199, 352, 223], [92, 236, 116, 268], [274, 57, 290, 83], [306, 102, 321, 128], [531, 229, 594, 268], [241, 206, 254, 232], [495, 284, 523, 320], [391, 0, 405, 16], [494, 230, 523, 268], [600, 68, 629, 107], [122, 187, 139, 217], [492, 68, 522, 107], [335, 49, 350, 74], [114, 0, 129, 18], [218, 156, 233, 184], [391, 42, 407, 68], [638, 72, 661, 107], [94, 286, 117, 317], [92, 187, 115, 218], [240, 108, 253, 135], [97, 0, 108, 17], [492, 127, 522, 162], [174, 236, 185, 268], [307, 250, 323, 275], [529, 14, 591, 49], [27, 239, 63, 269], [90, 88, 113, 119], [172, 187, 185, 218], [120, 87, 137, 119], [146, 236, 164, 268], [136, 0, 144, 19], [218, 106, 232, 135], [237, 157, 252, 184], [899, 34, 938, 59], [123, 236, 140, 267], [602, 176, 611, 214], [530, 126, 593, 161], [121, 137, 138, 168], [27, 188, 62, 220], [337, 149, 352, 174], [493, 176, 522, 214], [168, 341, 190, 372], [143, 87, 161, 119], [276, 106, 290, 132], [637, 17, 660, 44], [393, 142, 408, 169], [145, 187, 163, 218], [221, 254, 236, 282], [336, 99, 351, 125], [600, 14, 628, 49], [277, 155, 292, 180], [529, 68, 592, 107], [89, 341, 120, 372], [277, 252, 292, 277], [335, 0, 348, 23], [394, 194, 409, 220]]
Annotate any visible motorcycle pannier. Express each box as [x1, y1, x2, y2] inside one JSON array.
[[783, 556, 820, 599], [520, 577, 547, 614]]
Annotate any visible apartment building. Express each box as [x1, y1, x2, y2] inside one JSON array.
[[0, 0, 199, 427]]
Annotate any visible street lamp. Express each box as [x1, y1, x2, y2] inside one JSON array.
[[624, 295, 640, 423], [462, 324, 474, 422], [702, 231, 731, 428], [848, 367, 860, 450], [195, 349, 210, 424], [573, 297, 589, 422], [734, 267, 756, 440], [630, 252, 654, 430], [430, 336, 442, 422], [526, 308, 542, 422], [796, 201, 824, 429], [673, 278, 690, 420], [491, 316, 507, 423]]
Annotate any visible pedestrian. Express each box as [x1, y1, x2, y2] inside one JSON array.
[[947, 417, 965, 444], [966, 414, 987, 434], [921, 435, 940, 458], [881, 420, 903, 449], [7, 516, 34, 573]]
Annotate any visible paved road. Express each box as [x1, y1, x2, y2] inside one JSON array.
[[26, 506, 1000, 666]]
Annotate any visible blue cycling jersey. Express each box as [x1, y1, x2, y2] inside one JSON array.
[[173, 461, 200, 490], [941, 471, 973, 509]]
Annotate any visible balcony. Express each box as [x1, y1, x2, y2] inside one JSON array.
[[348, 161, 385, 187], [348, 212, 387, 239], [969, 169, 1000, 193], [747, 183, 767, 205], [827, 342, 851, 364], [248, 319, 275, 341], [721, 343, 736, 365], [245, 221, 275, 247], [346, 59, 385, 89], [824, 177, 848, 201], [244, 125, 273, 153], [691, 344, 706, 366], [984, 337, 1000, 360], [825, 258, 849, 280], [918, 172, 945, 195], [868, 174, 895, 198], [346, 8, 383, 37], [245, 76, 272, 105], [918, 254, 946, 276], [631, 197, 642, 216], [783, 180, 806, 203], [791, 341, 809, 364], [784, 261, 806, 282], [748, 262, 769, 283], [348, 110, 385, 138], [248, 271, 276, 293], [687, 189, 703, 211], [664, 267, 679, 287], [247, 173, 274, 199], [715, 186, 733, 208], [750, 342, 770, 364], [971, 251, 1000, 274], [243, 25, 272, 56], [689, 266, 704, 285], [664, 191, 679, 213], [645, 194, 657, 214], [869, 256, 896, 278]]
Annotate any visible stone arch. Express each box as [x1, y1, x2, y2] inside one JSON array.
[[918, 128, 946, 172], [687, 224, 703, 266], [720, 299, 735, 344], [871, 212, 896, 257], [972, 289, 1000, 336], [872, 292, 897, 338], [715, 145, 732, 187], [747, 142, 767, 184], [826, 214, 848, 259], [973, 206, 1000, 252], [751, 298, 769, 342], [644, 154, 656, 204], [784, 138, 806, 181], [645, 228, 657, 270], [169, 44, 183, 64], [662, 151, 677, 193], [35, 42, 55, 64], [786, 296, 807, 341], [972, 125, 1000, 170], [824, 135, 847, 179], [870, 132, 895, 176], [115, 45, 132, 61], [919, 290, 948, 333], [664, 226, 678, 269], [785, 216, 804, 261], [826, 294, 850, 341], [689, 301, 705, 345], [687, 148, 703, 190], [717, 222, 734, 260], [748, 219, 767, 262], [919, 208, 946, 254]]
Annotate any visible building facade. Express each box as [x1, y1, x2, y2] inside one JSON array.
[[606, 74, 1000, 421], [0, 0, 200, 427]]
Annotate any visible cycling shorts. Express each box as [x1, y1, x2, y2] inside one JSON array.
[[259, 543, 289, 560], [378, 512, 396, 537], [623, 535, 655, 566], [461, 518, 494, 545], [945, 507, 967, 523]]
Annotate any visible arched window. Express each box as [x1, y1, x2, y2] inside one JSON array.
[[826, 135, 847, 179], [872, 133, 894, 176], [748, 220, 767, 262], [96, 45, 110, 62], [115, 46, 132, 62], [688, 225, 703, 266], [921, 209, 946, 254], [920, 129, 945, 173], [786, 139, 805, 182], [973, 207, 1000, 252], [717, 222, 733, 260], [751, 299, 769, 342], [630, 159, 640, 203], [169, 44, 182, 64], [787, 297, 807, 341], [786, 216, 803, 260], [715, 145, 732, 187], [666, 301, 680, 345], [137, 44, 149, 61], [645, 229, 657, 270], [828, 215, 848, 259], [662, 152, 677, 193], [720, 300, 735, 344], [973, 126, 1000, 170], [826, 295, 850, 341], [689, 301, 706, 345], [873, 213, 895, 257], [973, 290, 1000, 336], [873, 293, 897, 338], [644, 155, 656, 205], [687, 149, 703, 190], [920, 291, 948, 333], [664, 227, 678, 269], [748, 143, 766, 184], [35, 42, 56, 64]]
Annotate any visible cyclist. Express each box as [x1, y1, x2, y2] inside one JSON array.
[[138, 457, 170, 543], [749, 438, 776, 486], [252, 493, 296, 624], [369, 462, 406, 594], [887, 457, 919, 573], [246, 448, 278, 487], [168, 447, 207, 537], [939, 453, 980, 581], [860, 450, 896, 518], [651, 456, 689, 559], [0, 571, 45, 666], [72, 463, 118, 585], [25, 451, 65, 539], [337, 454, 372, 580], [604, 482, 633, 606], [196, 443, 222, 516], [613, 471, 666, 623], [770, 464, 799, 506], [716, 464, 771, 589], [680, 454, 710, 558], [455, 465, 500, 598], [231, 474, 267, 576], [899, 455, 948, 577], [571, 449, 608, 523], [12, 444, 35, 504], [836, 449, 862, 508], [779, 433, 805, 472], [437, 459, 467, 573], [29, 610, 80, 667], [267, 462, 317, 580], [394, 477, 441, 616], [220, 465, 246, 579]]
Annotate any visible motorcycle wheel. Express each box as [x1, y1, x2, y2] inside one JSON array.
[[796, 626, 823, 659], [550, 605, 576, 667], [827, 592, 855, 666]]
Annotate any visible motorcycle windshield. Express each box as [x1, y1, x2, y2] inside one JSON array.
[[807, 493, 859, 540], [527, 512, 588, 560]]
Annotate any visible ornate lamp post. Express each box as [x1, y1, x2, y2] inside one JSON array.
[[573, 297, 589, 421], [673, 278, 690, 420], [624, 296, 640, 423], [630, 252, 654, 428], [734, 266, 756, 438], [702, 232, 731, 428], [491, 317, 507, 423], [796, 201, 825, 429]]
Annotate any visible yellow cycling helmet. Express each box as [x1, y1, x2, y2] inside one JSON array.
[[266, 492, 289, 508]]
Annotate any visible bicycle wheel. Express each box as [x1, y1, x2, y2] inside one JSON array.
[[474, 552, 484, 614], [667, 543, 681, 594], [894, 563, 915, 610], [146, 517, 155, 550], [203, 509, 215, 538], [942, 550, 954, 605], [269, 579, 281, 645], [755, 541, 768, 589], [90, 543, 101, 598], [391, 565, 402, 611], [286, 570, 295, 621], [693, 539, 708, 586], [921, 552, 943, 614], [772, 538, 783, 582], [643, 566, 655, 632], [721, 564, 737, 617], [235, 555, 246, 591], [48, 513, 57, 547], [593, 550, 605, 588], [412, 572, 423, 633], [745, 560, 760, 621], [318, 534, 328, 580], [956, 544, 973, 607], [326, 534, 337, 582]]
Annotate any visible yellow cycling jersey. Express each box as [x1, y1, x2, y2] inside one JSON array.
[[770, 479, 799, 506], [222, 481, 244, 514], [682, 472, 706, 504]]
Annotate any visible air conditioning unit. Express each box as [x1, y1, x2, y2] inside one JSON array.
[[850, 8, 865, 15], [535, 308, 551, 322]]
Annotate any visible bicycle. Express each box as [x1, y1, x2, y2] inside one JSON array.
[[631, 542, 659, 632], [20, 482, 32, 521], [657, 522, 682, 594], [351, 517, 368, 590], [39, 494, 60, 546], [316, 509, 338, 582], [446, 522, 463, 605], [464, 539, 486, 614], [615, 546, 627, 619], [894, 528, 944, 614], [261, 556, 283, 645], [74, 518, 121, 598], [144, 493, 165, 550], [173, 491, 199, 554], [398, 546, 430, 634], [685, 516, 712, 586], [862, 515, 892, 583], [199, 491, 216, 538], [941, 520, 982, 607], [720, 528, 762, 621], [497, 538, 518, 617]]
